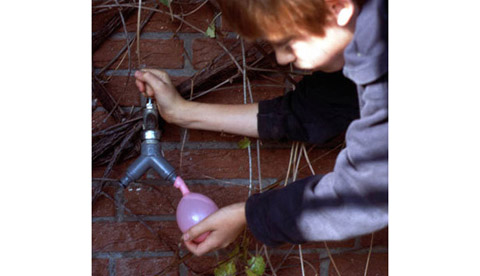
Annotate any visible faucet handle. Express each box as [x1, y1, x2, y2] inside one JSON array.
[[146, 97, 154, 107]]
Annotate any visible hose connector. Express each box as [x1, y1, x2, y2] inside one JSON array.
[[119, 97, 177, 187]]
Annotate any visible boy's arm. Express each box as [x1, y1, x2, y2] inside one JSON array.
[[245, 74, 388, 246], [134, 69, 358, 142], [176, 101, 259, 138], [134, 69, 259, 138]]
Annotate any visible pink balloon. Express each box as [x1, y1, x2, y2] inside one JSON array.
[[174, 177, 219, 243]]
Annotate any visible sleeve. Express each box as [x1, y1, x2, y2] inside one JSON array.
[[246, 74, 388, 247], [257, 70, 359, 144]]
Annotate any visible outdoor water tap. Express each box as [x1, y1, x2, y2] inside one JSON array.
[[119, 98, 177, 187]]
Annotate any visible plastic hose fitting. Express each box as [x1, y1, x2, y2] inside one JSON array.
[[119, 98, 177, 187]]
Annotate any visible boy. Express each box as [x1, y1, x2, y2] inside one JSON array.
[[134, 0, 388, 256]]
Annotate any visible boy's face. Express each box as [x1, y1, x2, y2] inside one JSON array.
[[268, 19, 355, 72]]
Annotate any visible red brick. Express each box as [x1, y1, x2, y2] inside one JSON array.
[[247, 78, 286, 102], [240, 226, 355, 252], [183, 255, 217, 275], [120, 2, 217, 34], [92, 185, 116, 217], [93, 39, 128, 69], [260, 146, 339, 179], [92, 221, 181, 252], [192, 38, 243, 70], [193, 84, 251, 105], [160, 123, 183, 142], [116, 257, 178, 276], [163, 148, 288, 179], [188, 129, 244, 143], [101, 76, 142, 107], [275, 239, 355, 251], [162, 147, 338, 180], [170, 75, 190, 87], [121, 2, 179, 33], [139, 39, 184, 69], [93, 38, 184, 70], [92, 110, 119, 131], [92, 258, 109, 276], [185, 184, 249, 206], [92, 160, 130, 179], [123, 183, 178, 216], [124, 182, 249, 216], [268, 252, 321, 276], [360, 227, 388, 248], [166, 149, 248, 179], [193, 79, 285, 105], [92, 4, 118, 33], [328, 253, 388, 276], [176, 3, 217, 33], [295, 146, 341, 178]]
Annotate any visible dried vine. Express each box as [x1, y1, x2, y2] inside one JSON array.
[[92, 0, 136, 53]]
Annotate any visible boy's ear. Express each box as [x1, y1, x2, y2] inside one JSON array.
[[328, 0, 355, 27]]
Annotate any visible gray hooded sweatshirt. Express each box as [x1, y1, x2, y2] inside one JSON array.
[[246, 0, 388, 246]]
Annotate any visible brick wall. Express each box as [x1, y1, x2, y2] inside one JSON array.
[[92, 1, 388, 275]]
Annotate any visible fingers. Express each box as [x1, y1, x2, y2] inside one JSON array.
[[181, 204, 247, 256], [134, 71, 158, 98], [134, 69, 173, 98], [135, 79, 146, 93], [184, 236, 219, 256], [134, 70, 162, 86], [183, 230, 232, 256], [140, 68, 173, 85], [183, 216, 215, 243], [183, 240, 199, 254], [181, 212, 222, 256], [135, 69, 172, 86], [134, 71, 150, 97]]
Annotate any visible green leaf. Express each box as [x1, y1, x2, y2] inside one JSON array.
[[228, 244, 240, 258], [247, 256, 266, 275], [159, 0, 170, 7], [238, 137, 251, 149], [205, 13, 221, 38], [205, 21, 215, 38], [214, 261, 237, 276]]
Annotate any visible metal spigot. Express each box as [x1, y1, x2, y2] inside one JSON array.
[[119, 98, 177, 187]]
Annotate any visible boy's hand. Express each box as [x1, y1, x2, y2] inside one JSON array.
[[134, 69, 187, 124], [182, 202, 247, 256]]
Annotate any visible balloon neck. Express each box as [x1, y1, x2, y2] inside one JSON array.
[[173, 176, 190, 196]]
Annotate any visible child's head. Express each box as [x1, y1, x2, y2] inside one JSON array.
[[216, 0, 361, 72]]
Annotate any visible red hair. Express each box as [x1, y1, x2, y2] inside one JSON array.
[[216, 0, 335, 40]]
